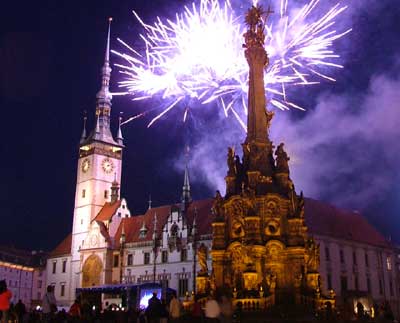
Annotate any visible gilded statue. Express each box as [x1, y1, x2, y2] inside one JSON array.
[[212, 190, 224, 216], [227, 147, 235, 176], [244, 5, 266, 48], [275, 143, 290, 173], [197, 243, 208, 275], [305, 238, 320, 272], [265, 109, 274, 133], [266, 272, 277, 290]]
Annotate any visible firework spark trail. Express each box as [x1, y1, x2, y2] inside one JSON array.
[[113, 0, 351, 128]]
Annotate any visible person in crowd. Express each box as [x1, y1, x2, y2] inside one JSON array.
[[192, 296, 203, 323], [0, 280, 12, 323], [204, 294, 220, 323], [42, 285, 57, 322], [68, 299, 81, 321], [15, 299, 26, 323], [159, 298, 169, 323], [219, 295, 233, 323], [146, 291, 162, 323], [169, 292, 181, 323]]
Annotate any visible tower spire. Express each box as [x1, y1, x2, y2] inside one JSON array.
[[89, 17, 120, 145], [181, 145, 192, 211], [80, 18, 123, 148]]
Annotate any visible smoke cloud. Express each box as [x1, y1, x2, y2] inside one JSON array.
[[176, 64, 400, 214]]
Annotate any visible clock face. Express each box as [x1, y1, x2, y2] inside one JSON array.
[[102, 158, 114, 174], [81, 159, 90, 173]]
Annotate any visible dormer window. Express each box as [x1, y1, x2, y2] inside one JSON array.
[[168, 223, 181, 252], [139, 222, 148, 239], [170, 223, 179, 237]]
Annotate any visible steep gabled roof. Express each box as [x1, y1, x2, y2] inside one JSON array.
[[93, 200, 122, 222], [184, 199, 213, 236], [50, 233, 72, 257]]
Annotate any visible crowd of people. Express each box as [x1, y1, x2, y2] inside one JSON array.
[[0, 281, 235, 323], [0, 281, 398, 323]]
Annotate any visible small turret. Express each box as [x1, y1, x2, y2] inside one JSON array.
[[80, 113, 87, 144], [117, 113, 124, 145], [110, 175, 120, 203]]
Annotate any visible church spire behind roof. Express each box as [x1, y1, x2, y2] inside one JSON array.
[[181, 145, 192, 211]]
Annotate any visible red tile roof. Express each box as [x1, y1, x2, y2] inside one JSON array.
[[305, 198, 390, 248], [50, 233, 72, 257], [51, 197, 391, 256], [184, 199, 214, 236], [114, 205, 174, 247], [93, 200, 122, 222]]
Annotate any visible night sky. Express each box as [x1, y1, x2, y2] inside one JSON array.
[[1, 0, 399, 251]]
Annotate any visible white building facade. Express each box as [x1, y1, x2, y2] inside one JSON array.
[[0, 247, 46, 309]]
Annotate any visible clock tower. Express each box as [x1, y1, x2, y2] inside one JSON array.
[[70, 19, 124, 289]]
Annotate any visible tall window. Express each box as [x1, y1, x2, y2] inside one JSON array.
[[52, 262, 57, 274], [180, 249, 187, 262], [354, 275, 359, 290], [113, 255, 119, 268], [365, 252, 369, 267], [340, 249, 345, 264], [60, 284, 65, 297], [162, 251, 168, 263], [178, 278, 188, 297], [386, 256, 392, 271], [366, 276, 371, 293], [82, 189, 86, 198], [144, 252, 150, 265], [127, 254, 133, 266], [353, 251, 357, 265], [62, 260, 67, 273], [389, 280, 394, 296], [327, 273, 332, 290], [340, 276, 348, 292], [379, 279, 383, 295], [104, 190, 109, 199], [325, 247, 330, 261]]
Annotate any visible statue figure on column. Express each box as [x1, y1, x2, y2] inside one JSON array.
[[227, 147, 236, 176], [275, 143, 290, 173], [212, 190, 223, 217], [197, 243, 208, 275]]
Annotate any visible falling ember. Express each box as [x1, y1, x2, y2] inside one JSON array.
[[183, 107, 189, 123], [114, 0, 351, 128]]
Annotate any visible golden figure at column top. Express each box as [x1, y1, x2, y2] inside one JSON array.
[[244, 5, 273, 50]]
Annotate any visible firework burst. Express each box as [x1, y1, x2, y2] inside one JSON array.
[[113, 0, 351, 129]]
